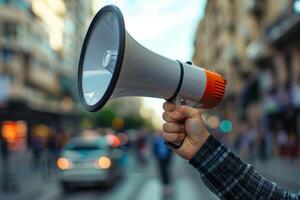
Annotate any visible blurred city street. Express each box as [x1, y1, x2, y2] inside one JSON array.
[[1, 149, 220, 200], [1, 148, 300, 200], [1, 0, 300, 199]]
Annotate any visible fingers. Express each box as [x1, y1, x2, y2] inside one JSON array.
[[163, 102, 176, 112], [172, 105, 201, 120], [163, 132, 185, 143], [162, 123, 185, 133], [162, 112, 178, 123], [162, 102, 201, 123]]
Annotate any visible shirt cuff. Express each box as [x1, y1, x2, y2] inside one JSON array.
[[189, 135, 222, 170]]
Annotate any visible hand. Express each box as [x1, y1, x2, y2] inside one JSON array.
[[162, 101, 210, 160]]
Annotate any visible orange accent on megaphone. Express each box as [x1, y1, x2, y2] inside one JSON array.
[[200, 70, 227, 108]]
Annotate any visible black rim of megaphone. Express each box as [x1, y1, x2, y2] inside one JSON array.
[[78, 5, 125, 112]]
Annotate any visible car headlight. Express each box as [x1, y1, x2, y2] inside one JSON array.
[[57, 157, 73, 170], [96, 156, 111, 169]]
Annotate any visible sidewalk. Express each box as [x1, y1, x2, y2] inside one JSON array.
[[255, 158, 300, 193], [0, 150, 57, 200]]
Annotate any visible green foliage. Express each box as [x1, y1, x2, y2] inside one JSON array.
[[94, 107, 116, 127], [123, 115, 146, 129], [79, 104, 151, 130]]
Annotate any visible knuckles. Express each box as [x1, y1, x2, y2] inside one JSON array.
[[162, 112, 173, 122], [163, 102, 176, 112], [162, 123, 185, 132], [163, 132, 185, 142]]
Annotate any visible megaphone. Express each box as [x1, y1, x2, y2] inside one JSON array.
[[78, 5, 226, 113]]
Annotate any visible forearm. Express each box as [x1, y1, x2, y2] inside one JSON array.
[[189, 135, 299, 200]]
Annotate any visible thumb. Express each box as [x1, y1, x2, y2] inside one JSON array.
[[172, 105, 201, 120]]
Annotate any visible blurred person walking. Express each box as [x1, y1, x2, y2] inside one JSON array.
[[153, 132, 173, 198], [286, 131, 298, 160], [258, 131, 267, 161], [136, 130, 148, 165], [244, 127, 258, 165], [162, 102, 300, 200], [0, 132, 18, 191], [0, 133, 9, 171], [30, 133, 44, 170], [45, 128, 58, 177], [277, 127, 288, 157]]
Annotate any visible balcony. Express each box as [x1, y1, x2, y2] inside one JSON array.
[[265, 2, 300, 47], [246, 39, 271, 63], [27, 64, 60, 95], [245, 0, 265, 18]]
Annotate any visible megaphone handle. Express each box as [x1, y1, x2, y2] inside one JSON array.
[[164, 61, 190, 150], [164, 98, 186, 150]]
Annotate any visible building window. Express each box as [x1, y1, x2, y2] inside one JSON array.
[[3, 22, 17, 40]]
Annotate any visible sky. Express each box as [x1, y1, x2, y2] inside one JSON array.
[[94, 0, 207, 125]]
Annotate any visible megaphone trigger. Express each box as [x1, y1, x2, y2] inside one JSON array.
[[164, 140, 184, 150]]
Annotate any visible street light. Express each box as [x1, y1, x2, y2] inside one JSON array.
[[294, 0, 300, 14], [220, 120, 232, 134]]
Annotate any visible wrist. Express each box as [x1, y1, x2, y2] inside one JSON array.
[[191, 130, 210, 158], [185, 130, 210, 160], [198, 130, 210, 149]]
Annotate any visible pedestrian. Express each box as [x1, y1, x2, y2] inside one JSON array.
[[277, 127, 288, 157], [30, 133, 44, 169], [161, 101, 300, 199], [0, 133, 9, 169], [286, 132, 298, 160], [153, 132, 173, 197], [0, 132, 14, 191], [136, 130, 148, 165], [45, 128, 57, 176]]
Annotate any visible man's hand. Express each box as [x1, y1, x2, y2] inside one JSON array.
[[162, 101, 210, 160]]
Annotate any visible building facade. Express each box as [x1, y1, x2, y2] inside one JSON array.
[[193, 0, 300, 158], [0, 0, 93, 150]]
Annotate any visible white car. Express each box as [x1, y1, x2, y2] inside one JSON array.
[[57, 136, 123, 192]]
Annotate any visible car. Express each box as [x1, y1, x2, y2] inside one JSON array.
[[57, 136, 124, 192]]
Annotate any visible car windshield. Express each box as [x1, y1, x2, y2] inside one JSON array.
[[65, 139, 108, 151], [67, 144, 101, 151]]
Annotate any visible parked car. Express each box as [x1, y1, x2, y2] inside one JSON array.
[[57, 136, 124, 192]]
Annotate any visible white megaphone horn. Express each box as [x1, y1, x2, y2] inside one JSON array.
[[77, 5, 227, 148]]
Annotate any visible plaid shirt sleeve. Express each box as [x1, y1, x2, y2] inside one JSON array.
[[189, 135, 300, 200]]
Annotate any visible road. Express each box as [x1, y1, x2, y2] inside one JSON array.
[[38, 154, 218, 200], [1, 149, 299, 200], [1, 150, 218, 200]]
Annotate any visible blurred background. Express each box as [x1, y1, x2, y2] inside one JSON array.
[[0, 0, 299, 200]]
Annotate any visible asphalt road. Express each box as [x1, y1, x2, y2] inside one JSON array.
[[2, 149, 300, 200], [0, 150, 218, 200], [35, 154, 218, 200]]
